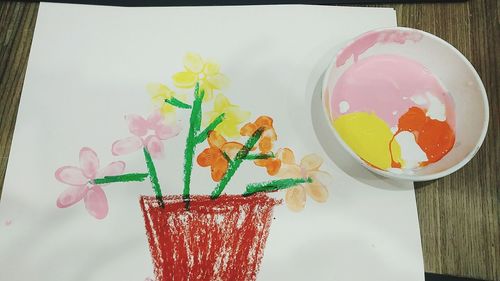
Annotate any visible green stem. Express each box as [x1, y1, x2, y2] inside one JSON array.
[[164, 97, 192, 109], [195, 113, 225, 144], [143, 147, 163, 204], [183, 83, 204, 201], [243, 177, 312, 196], [244, 152, 275, 160], [93, 173, 149, 184], [211, 128, 263, 199], [221, 151, 233, 165]]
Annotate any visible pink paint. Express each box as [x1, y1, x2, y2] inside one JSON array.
[[330, 54, 455, 128], [112, 110, 181, 159], [55, 147, 126, 219], [336, 30, 423, 67], [4, 220, 12, 226]]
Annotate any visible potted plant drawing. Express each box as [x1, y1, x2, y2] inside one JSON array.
[[54, 53, 331, 281]]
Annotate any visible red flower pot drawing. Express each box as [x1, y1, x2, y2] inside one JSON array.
[[140, 194, 281, 281]]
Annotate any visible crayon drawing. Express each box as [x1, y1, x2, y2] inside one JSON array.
[[54, 53, 331, 280]]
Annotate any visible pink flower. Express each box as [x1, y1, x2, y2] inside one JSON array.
[[112, 111, 181, 159], [55, 147, 125, 219]]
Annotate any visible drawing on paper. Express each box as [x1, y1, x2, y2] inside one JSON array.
[[54, 53, 332, 280]]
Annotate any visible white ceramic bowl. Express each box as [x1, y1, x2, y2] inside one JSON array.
[[322, 27, 489, 181]]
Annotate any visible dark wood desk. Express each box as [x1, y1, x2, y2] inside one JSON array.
[[0, 1, 498, 280]]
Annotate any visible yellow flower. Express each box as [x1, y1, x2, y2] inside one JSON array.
[[277, 151, 331, 212], [204, 94, 250, 138], [147, 83, 188, 120], [172, 52, 229, 101]]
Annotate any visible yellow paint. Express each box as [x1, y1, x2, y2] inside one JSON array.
[[333, 112, 402, 170], [147, 83, 187, 121], [171, 52, 229, 101], [204, 93, 250, 137]]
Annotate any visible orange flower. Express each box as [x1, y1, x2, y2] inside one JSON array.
[[240, 116, 277, 153], [197, 131, 243, 181], [254, 148, 294, 176]]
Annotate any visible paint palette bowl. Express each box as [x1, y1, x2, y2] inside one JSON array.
[[322, 27, 489, 181]]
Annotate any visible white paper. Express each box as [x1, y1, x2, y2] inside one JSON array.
[[0, 3, 424, 281]]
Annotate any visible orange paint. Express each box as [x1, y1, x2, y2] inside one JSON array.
[[388, 135, 402, 168], [397, 107, 427, 133], [254, 158, 281, 176], [418, 119, 455, 164], [197, 131, 245, 181], [391, 107, 455, 166], [390, 157, 402, 168], [240, 115, 278, 154]]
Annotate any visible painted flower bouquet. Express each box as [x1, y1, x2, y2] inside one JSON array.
[[55, 53, 331, 281]]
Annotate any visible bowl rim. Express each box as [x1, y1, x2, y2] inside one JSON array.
[[321, 26, 490, 181]]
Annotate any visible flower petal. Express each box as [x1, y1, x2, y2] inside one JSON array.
[[240, 122, 257, 136], [266, 160, 281, 176], [145, 135, 164, 159], [155, 123, 181, 140], [96, 161, 126, 179], [112, 136, 143, 156], [84, 185, 108, 219], [176, 93, 189, 103], [255, 116, 274, 128], [211, 157, 228, 182], [172, 71, 198, 89], [226, 106, 251, 124], [300, 154, 323, 171], [254, 159, 269, 167], [285, 186, 306, 212], [200, 84, 214, 101], [206, 94, 249, 138], [215, 121, 240, 138], [309, 170, 334, 187], [213, 93, 231, 112], [205, 73, 229, 90], [147, 83, 174, 104], [304, 182, 329, 203], [221, 142, 244, 159], [126, 114, 148, 137], [159, 108, 177, 124], [263, 127, 277, 141], [79, 147, 99, 179], [208, 130, 227, 149], [56, 186, 87, 208], [258, 137, 273, 153], [197, 148, 222, 167], [276, 163, 302, 179], [183, 52, 204, 73], [203, 60, 220, 76], [255, 159, 281, 176], [202, 111, 218, 127], [147, 110, 163, 128], [277, 148, 295, 165], [55, 166, 88, 186]]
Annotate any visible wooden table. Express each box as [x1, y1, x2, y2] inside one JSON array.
[[0, 1, 498, 280]]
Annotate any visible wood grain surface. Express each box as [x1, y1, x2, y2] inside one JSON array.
[[0, 1, 498, 280]]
